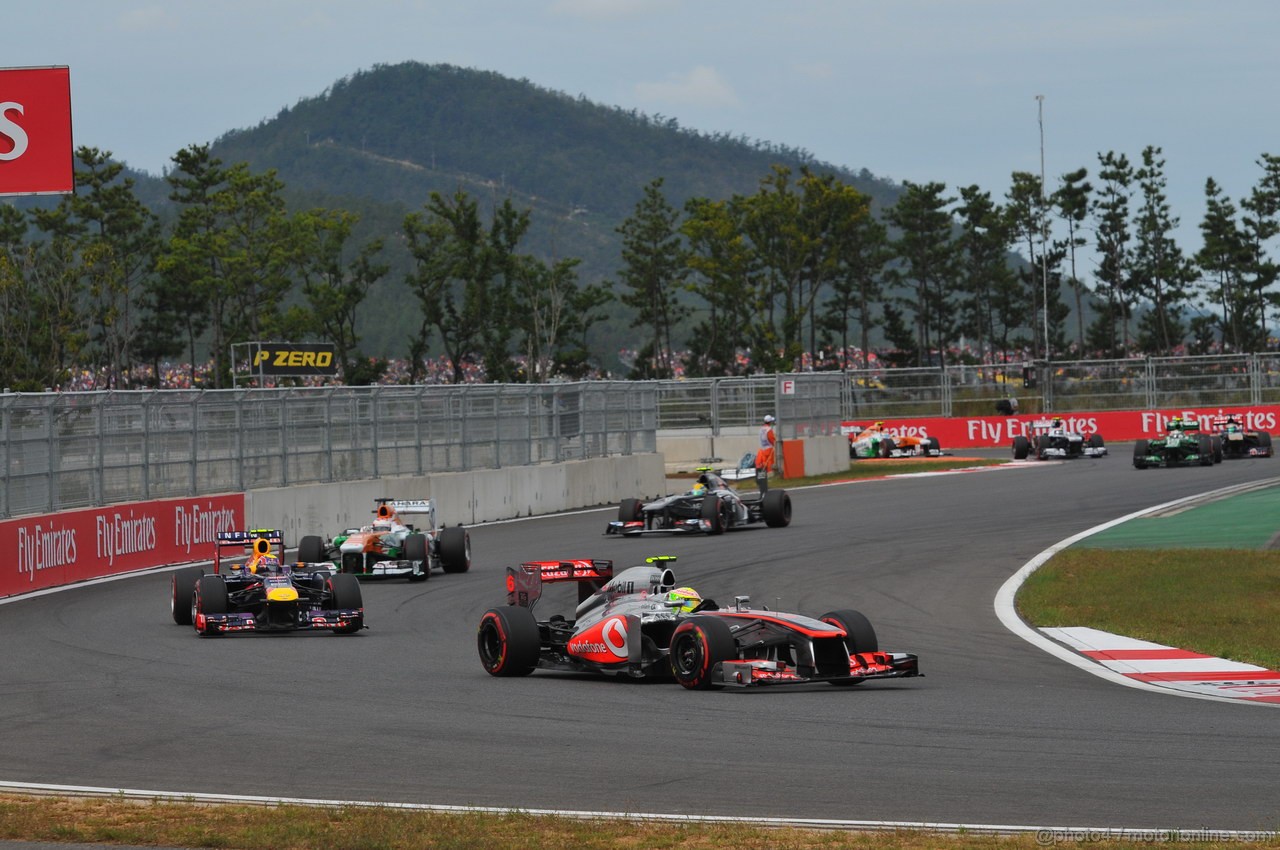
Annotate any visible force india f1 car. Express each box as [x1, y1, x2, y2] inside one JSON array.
[[300, 498, 470, 581], [170, 530, 364, 636], [605, 470, 791, 536], [477, 556, 919, 689], [1133, 416, 1221, 469], [1012, 418, 1107, 460], [844, 422, 941, 459]]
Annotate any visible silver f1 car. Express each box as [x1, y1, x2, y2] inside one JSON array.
[[605, 470, 791, 536], [476, 556, 920, 689], [1013, 417, 1107, 460]]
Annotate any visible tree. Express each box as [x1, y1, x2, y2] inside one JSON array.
[[953, 185, 1021, 362], [681, 196, 756, 376], [818, 190, 886, 370], [885, 180, 957, 364], [1132, 146, 1193, 354], [1196, 177, 1251, 349], [1053, 167, 1092, 350], [1238, 153, 1280, 348], [615, 178, 687, 378], [296, 208, 388, 382], [1089, 151, 1135, 355]]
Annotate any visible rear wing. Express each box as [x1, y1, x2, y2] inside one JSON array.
[[213, 530, 284, 573], [507, 559, 614, 609]]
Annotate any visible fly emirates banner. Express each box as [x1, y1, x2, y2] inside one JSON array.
[[0, 495, 244, 598]]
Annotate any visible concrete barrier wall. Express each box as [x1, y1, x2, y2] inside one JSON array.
[[246, 453, 668, 540], [657, 429, 758, 474], [800, 436, 849, 476]]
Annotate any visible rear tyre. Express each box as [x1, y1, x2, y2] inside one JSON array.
[[298, 534, 326, 565], [699, 494, 724, 535], [404, 533, 429, 582], [618, 498, 643, 522], [1012, 435, 1030, 460], [1260, 432, 1273, 457], [477, 606, 540, 676], [761, 489, 792, 528], [439, 526, 471, 573], [878, 438, 895, 458], [1133, 439, 1149, 470], [328, 573, 364, 634], [194, 575, 228, 636], [171, 566, 203, 625], [1198, 434, 1214, 466], [670, 617, 736, 689], [820, 608, 879, 686]]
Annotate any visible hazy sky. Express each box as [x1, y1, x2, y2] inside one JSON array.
[[9, 1, 1280, 254]]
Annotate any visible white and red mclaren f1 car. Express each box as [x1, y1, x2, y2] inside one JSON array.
[[476, 556, 920, 689]]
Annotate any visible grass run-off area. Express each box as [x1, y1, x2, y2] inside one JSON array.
[[3, 794, 1276, 850], [1017, 547, 1280, 671]]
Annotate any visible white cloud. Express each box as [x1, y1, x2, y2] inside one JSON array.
[[634, 65, 738, 108]]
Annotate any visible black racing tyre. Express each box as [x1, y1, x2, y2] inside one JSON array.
[[1133, 439, 1149, 470], [878, 438, 895, 458], [1260, 431, 1273, 457], [926, 436, 941, 456], [328, 573, 364, 634], [618, 498, 643, 522], [1198, 434, 1214, 466], [1012, 435, 1030, 460], [297, 534, 326, 565], [439, 526, 471, 573], [820, 608, 879, 686], [761, 489, 792, 528], [699, 494, 725, 534], [404, 533, 429, 582], [477, 606, 541, 676], [1088, 433, 1105, 449], [670, 616, 736, 690], [194, 574, 228, 636], [171, 566, 203, 625], [1212, 435, 1224, 463]]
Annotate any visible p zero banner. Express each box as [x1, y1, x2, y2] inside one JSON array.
[[0, 494, 245, 599], [0, 66, 73, 196], [246, 342, 339, 376], [842, 405, 1280, 451]]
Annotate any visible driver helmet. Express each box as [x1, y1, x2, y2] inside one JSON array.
[[1051, 417, 1063, 427], [250, 554, 280, 574], [873, 421, 884, 430], [691, 482, 707, 497], [667, 587, 702, 613]]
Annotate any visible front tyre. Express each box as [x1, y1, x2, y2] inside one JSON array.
[[297, 534, 327, 565], [618, 498, 643, 522], [762, 489, 791, 527], [439, 526, 471, 573], [700, 494, 725, 534], [328, 573, 364, 634], [1133, 439, 1149, 470], [404, 533, 429, 582], [171, 566, 203, 625], [670, 617, 736, 689], [194, 575, 228, 636], [820, 608, 878, 686], [477, 606, 540, 676], [1012, 436, 1030, 460]]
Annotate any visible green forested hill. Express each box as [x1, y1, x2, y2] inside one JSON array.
[[182, 62, 904, 360]]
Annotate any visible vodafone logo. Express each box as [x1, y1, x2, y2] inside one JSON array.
[[0, 102, 28, 160], [602, 617, 628, 657]]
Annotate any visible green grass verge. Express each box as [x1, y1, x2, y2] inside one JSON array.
[[1017, 548, 1280, 670], [3, 795, 1275, 849]]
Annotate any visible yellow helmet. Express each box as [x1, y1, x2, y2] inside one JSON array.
[[667, 587, 702, 613], [691, 482, 706, 496]]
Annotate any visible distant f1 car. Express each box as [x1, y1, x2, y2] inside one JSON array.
[[1133, 416, 1218, 469], [1012, 417, 1107, 460], [606, 470, 791, 536], [170, 530, 364, 636], [844, 422, 941, 459], [299, 498, 470, 581], [1210, 414, 1273, 459], [476, 556, 920, 689]]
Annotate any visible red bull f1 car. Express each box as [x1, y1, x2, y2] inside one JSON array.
[[476, 556, 920, 689], [170, 530, 364, 636], [299, 498, 470, 581], [1211, 414, 1273, 459], [606, 470, 791, 536]]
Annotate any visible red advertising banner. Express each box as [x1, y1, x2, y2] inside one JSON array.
[[0, 494, 244, 599], [0, 66, 74, 196], [842, 405, 1280, 451]]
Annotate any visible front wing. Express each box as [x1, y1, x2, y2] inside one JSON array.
[[196, 606, 363, 634], [716, 650, 920, 687], [605, 518, 713, 536]]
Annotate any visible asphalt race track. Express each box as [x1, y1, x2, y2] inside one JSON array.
[[2, 453, 1279, 833]]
